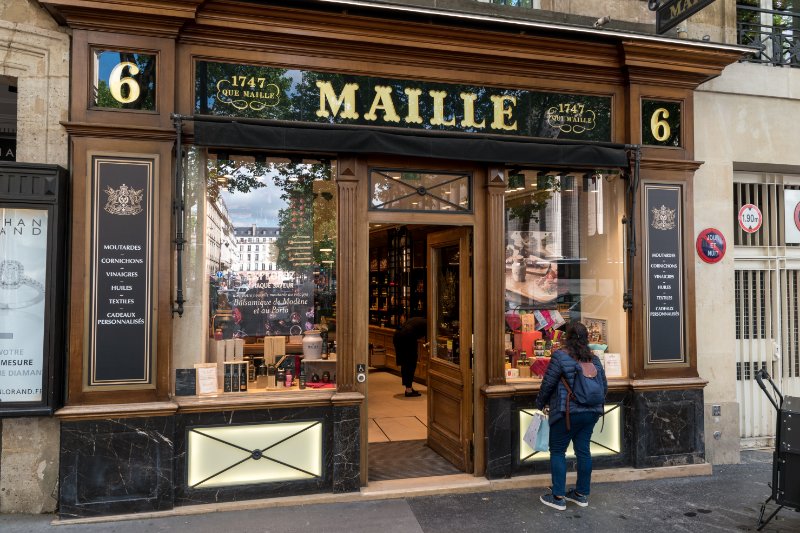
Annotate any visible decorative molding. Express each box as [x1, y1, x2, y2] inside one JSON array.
[[623, 41, 745, 89], [174, 390, 338, 413], [62, 121, 176, 142], [41, 0, 203, 38], [630, 377, 708, 391], [640, 157, 704, 172], [55, 401, 177, 420]]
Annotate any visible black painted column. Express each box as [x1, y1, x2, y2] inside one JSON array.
[[483, 389, 514, 479]]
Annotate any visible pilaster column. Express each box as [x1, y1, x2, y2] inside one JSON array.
[[486, 167, 507, 385]]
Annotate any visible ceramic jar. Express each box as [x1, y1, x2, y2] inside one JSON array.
[[302, 329, 324, 359]]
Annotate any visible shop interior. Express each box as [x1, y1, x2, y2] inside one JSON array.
[[366, 223, 465, 481]]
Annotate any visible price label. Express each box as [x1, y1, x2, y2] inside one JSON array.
[[696, 228, 726, 264], [738, 204, 762, 233]]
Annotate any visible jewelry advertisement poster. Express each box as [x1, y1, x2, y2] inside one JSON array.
[[0, 208, 47, 402]]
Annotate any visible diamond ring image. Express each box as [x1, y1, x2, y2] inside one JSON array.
[[0, 260, 45, 310]]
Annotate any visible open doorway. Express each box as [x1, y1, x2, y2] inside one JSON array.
[[367, 223, 473, 481]]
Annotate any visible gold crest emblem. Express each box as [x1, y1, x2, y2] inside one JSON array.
[[651, 204, 676, 231], [104, 184, 144, 216]]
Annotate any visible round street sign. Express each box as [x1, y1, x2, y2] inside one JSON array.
[[696, 228, 726, 264], [738, 203, 762, 233], [794, 202, 800, 232]]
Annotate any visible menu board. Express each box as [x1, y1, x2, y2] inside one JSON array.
[[645, 184, 685, 364], [88, 157, 154, 385], [0, 208, 48, 402]]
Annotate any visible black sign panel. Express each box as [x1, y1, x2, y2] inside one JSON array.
[[195, 61, 613, 142], [88, 157, 154, 385], [642, 100, 681, 147], [645, 184, 685, 364], [656, 0, 717, 35]]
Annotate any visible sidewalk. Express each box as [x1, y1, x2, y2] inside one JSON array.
[[1, 450, 798, 532]]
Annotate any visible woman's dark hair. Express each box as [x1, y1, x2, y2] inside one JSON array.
[[564, 321, 593, 362]]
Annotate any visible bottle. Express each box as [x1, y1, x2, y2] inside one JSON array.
[[239, 363, 248, 392], [267, 364, 276, 389], [231, 364, 240, 393], [276, 369, 285, 388], [299, 363, 306, 390], [285, 370, 293, 388], [224, 364, 232, 392], [214, 328, 223, 341]]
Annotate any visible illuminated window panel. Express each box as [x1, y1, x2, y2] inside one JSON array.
[[518, 404, 622, 463], [187, 420, 322, 488]]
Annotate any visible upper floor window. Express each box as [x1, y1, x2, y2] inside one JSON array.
[[737, 1, 800, 67]]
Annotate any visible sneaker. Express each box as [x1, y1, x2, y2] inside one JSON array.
[[404, 390, 421, 397], [564, 489, 589, 507], [539, 492, 566, 511]]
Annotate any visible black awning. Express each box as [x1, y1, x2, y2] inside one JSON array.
[[193, 120, 629, 168]]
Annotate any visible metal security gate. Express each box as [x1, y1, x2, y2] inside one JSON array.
[[735, 177, 800, 447]]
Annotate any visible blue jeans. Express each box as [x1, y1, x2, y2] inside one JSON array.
[[548, 411, 600, 497]]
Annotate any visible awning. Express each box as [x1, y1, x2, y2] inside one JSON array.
[[193, 120, 630, 168]]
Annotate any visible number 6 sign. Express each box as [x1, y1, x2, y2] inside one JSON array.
[[738, 204, 762, 234]]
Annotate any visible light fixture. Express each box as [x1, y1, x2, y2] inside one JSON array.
[[562, 176, 575, 192]]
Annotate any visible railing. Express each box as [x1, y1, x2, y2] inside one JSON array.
[[737, 4, 800, 67]]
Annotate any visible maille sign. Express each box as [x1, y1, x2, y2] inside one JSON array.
[[656, 0, 717, 35], [195, 61, 613, 142]]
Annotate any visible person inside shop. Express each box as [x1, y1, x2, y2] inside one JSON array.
[[392, 316, 428, 397], [535, 321, 608, 511]]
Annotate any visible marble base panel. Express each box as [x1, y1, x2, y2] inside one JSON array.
[[632, 388, 705, 468], [485, 391, 633, 479], [59, 416, 174, 519], [332, 404, 361, 493], [173, 406, 335, 506], [58, 404, 363, 517]]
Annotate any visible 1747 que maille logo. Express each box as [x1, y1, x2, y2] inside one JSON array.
[[104, 184, 143, 216], [216, 76, 281, 111]]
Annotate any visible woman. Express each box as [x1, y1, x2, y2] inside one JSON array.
[[535, 321, 608, 511]]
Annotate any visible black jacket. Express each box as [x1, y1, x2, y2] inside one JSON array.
[[534, 349, 607, 426]]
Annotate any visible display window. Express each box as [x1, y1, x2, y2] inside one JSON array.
[[503, 169, 627, 381], [177, 149, 337, 396]]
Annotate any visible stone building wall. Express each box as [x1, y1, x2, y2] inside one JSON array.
[[0, 0, 69, 514]]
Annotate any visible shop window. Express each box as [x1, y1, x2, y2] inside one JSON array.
[[504, 169, 627, 380], [182, 152, 337, 395], [91, 50, 157, 111], [369, 168, 471, 212]]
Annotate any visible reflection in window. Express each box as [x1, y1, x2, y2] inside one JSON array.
[[504, 169, 626, 376], [370, 169, 471, 212], [92, 50, 156, 111], [206, 156, 337, 341]]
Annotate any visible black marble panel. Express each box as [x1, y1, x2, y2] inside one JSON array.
[[632, 388, 705, 468], [59, 416, 174, 518], [484, 396, 513, 479], [503, 391, 633, 478], [332, 404, 361, 493], [173, 406, 334, 506]]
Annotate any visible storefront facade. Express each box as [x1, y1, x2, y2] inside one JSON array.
[[37, 0, 746, 518]]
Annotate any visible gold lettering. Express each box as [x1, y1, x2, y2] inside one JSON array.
[[490, 95, 518, 131], [459, 92, 485, 129], [404, 88, 423, 124], [315, 81, 359, 119], [109, 62, 141, 104], [364, 85, 401, 123], [429, 90, 456, 126]]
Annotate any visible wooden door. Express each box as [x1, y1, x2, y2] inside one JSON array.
[[426, 228, 473, 472]]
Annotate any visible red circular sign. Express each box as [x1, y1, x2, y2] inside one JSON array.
[[696, 228, 726, 264], [738, 204, 762, 233], [794, 202, 800, 231]]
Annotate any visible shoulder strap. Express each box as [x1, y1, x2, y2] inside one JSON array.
[[560, 375, 574, 431]]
